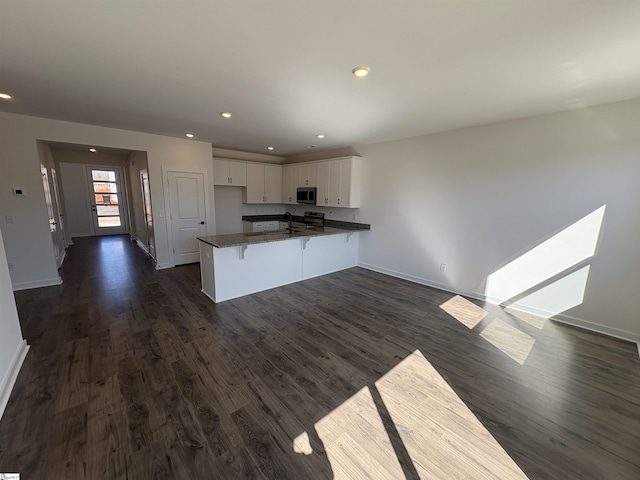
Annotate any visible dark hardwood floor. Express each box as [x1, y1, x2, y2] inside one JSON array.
[[0, 235, 639, 479]]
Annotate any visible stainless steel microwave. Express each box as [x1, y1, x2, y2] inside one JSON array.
[[296, 187, 317, 204]]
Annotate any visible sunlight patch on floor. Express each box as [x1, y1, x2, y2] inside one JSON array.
[[314, 386, 405, 479], [440, 295, 489, 329], [295, 350, 529, 479], [480, 319, 536, 365], [376, 350, 528, 478]]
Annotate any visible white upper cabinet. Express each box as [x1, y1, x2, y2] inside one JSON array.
[[264, 164, 283, 203], [244, 163, 283, 204], [316, 156, 361, 208], [298, 163, 318, 187], [213, 158, 247, 186], [282, 164, 299, 204]]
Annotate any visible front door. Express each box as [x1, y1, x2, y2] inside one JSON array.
[[85, 166, 129, 236], [167, 171, 206, 265]]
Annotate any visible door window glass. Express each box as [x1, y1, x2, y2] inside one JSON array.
[[91, 170, 121, 227]]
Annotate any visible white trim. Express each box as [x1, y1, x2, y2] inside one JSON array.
[[135, 238, 149, 254], [201, 289, 216, 303], [357, 262, 640, 345], [155, 262, 171, 270], [12, 276, 62, 291], [549, 314, 640, 344], [637, 343, 640, 360], [0, 340, 29, 421], [57, 249, 66, 269], [357, 262, 484, 301]]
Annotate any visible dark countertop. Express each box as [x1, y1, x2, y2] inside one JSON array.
[[198, 222, 370, 248], [241, 214, 370, 231]]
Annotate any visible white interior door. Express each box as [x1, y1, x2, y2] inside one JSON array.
[[41, 166, 64, 268], [50, 167, 68, 249], [167, 171, 206, 265], [140, 168, 156, 260], [85, 166, 129, 236]]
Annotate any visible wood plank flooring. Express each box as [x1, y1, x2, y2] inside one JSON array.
[[1, 235, 639, 479]]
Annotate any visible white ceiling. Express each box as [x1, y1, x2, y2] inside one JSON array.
[[1, 1, 640, 156]]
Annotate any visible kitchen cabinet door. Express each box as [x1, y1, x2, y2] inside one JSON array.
[[244, 163, 283, 204], [244, 163, 266, 203], [213, 159, 247, 186], [228, 161, 247, 186], [328, 160, 341, 207], [264, 164, 283, 203], [282, 165, 298, 204], [213, 159, 230, 186], [317, 162, 330, 206], [298, 163, 318, 187], [315, 157, 361, 208]]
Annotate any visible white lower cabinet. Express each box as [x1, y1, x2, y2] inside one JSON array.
[[243, 220, 280, 233]]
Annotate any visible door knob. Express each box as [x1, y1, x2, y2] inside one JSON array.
[[200, 221, 205, 224]]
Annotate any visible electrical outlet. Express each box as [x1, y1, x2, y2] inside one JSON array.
[[439, 263, 447, 272], [5, 215, 14, 224], [8, 262, 14, 272], [353, 213, 358, 221], [328, 211, 333, 218]]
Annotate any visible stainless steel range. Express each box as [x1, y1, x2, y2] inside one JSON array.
[[302, 211, 324, 230]]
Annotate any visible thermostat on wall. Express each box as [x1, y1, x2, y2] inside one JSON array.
[[12, 188, 25, 195]]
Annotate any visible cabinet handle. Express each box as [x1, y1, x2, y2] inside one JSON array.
[[338, 198, 340, 205]]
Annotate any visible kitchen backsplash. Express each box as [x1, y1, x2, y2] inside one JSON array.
[[214, 186, 361, 234]]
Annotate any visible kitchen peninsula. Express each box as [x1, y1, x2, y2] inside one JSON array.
[[197, 215, 370, 303]]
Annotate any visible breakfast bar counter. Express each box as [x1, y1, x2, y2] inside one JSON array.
[[197, 220, 370, 303]]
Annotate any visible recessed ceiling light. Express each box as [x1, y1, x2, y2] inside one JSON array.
[[0, 92, 12, 100], [89, 148, 97, 153], [267, 146, 274, 151], [316, 134, 325, 139], [220, 112, 232, 118], [185, 133, 194, 138], [352, 66, 370, 78]]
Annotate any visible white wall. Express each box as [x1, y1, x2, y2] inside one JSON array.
[[0, 112, 214, 287], [357, 98, 640, 341], [0, 226, 28, 419], [214, 186, 286, 234]]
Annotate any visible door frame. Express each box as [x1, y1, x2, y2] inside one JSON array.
[[140, 168, 156, 260], [161, 166, 210, 267], [85, 165, 130, 236]]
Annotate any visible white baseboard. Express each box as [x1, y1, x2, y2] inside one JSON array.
[[0, 339, 29, 421], [549, 313, 640, 344], [135, 239, 149, 254], [155, 262, 171, 270], [12, 276, 62, 291], [357, 262, 640, 346], [357, 262, 485, 301]]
